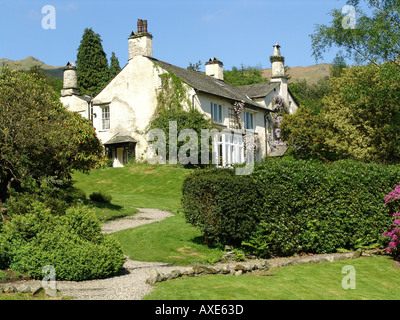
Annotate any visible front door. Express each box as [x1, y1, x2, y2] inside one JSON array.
[[114, 147, 124, 167]]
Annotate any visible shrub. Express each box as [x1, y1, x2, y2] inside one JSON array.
[[89, 191, 112, 203], [182, 169, 262, 247], [382, 184, 400, 260], [182, 159, 400, 257], [2, 202, 125, 280]]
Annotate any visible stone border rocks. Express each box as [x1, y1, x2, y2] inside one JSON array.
[[0, 283, 62, 299], [146, 250, 364, 284]]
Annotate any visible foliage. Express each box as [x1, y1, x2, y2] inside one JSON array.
[[148, 69, 214, 165], [27, 66, 63, 99], [285, 62, 400, 163], [76, 28, 110, 96], [182, 158, 400, 257], [0, 67, 103, 212], [280, 105, 340, 162], [187, 60, 202, 72], [268, 95, 286, 153], [109, 52, 121, 79], [0, 202, 125, 281], [311, 0, 400, 67], [223, 64, 268, 86], [382, 184, 400, 260], [288, 77, 331, 114], [330, 53, 348, 78], [89, 191, 112, 203], [321, 62, 400, 164], [154, 69, 191, 114], [182, 168, 264, 247]]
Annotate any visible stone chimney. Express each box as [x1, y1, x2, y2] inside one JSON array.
[[61, 62, 79, 96], [270, 44, 285, 79], [128, 19, 153, 59], [270, 44, 289, 104], [205, 58, 224, 81]]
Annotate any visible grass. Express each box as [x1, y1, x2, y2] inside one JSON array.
[[143, 256, 400, 300], [72, 163, 191, 214], [112, 211, 223, 265], [73, 163, 224, 265], [71, 163, 399, 300]]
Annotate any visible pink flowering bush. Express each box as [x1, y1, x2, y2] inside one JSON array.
[[382, 184, 400, 260]]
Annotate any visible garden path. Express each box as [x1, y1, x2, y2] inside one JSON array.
[[13, 208, 185, 300]]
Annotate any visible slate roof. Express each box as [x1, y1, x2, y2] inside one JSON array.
[[149, 58, 265, 110], [237, 82, 280, 99]]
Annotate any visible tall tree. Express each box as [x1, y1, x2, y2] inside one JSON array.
[[330, 53, 348, 78], [0, 67, 103, 217], [321, 62, 400, 164], [109, 52, 121, 79], [76, 28, 110, 96], [311, 0, 400, 67]]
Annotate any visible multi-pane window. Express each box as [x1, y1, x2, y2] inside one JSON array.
[[244, 111, 254, 131], [211, 103, 223, 124], [102, 106, 110, 130]]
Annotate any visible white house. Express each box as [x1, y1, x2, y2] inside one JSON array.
[[60, 19, 298, 167]]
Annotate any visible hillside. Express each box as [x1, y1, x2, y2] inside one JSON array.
[[0, 57, 332, 84], [261, 63, 331, 85], [0, 56, 64, 79]]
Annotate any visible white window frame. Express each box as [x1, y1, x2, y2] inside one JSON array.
[[244, 111, 255, 131], [213, 131, 244, 167], [101, 106, 110, 131], [211, 103, 223, 124]]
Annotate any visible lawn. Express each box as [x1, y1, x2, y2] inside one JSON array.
[[112, 212, 223, 265], [143, 256, 400, 300], [71, 163, 399, 300], [73, 163, 225, 264], [72, 163, 191, 214]]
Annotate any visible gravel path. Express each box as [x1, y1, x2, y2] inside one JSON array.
[[15, 208, 182, 300]]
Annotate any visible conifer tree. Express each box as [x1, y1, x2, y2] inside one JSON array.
[[76, 28, 109, 96], [109, 52, 121, 79]]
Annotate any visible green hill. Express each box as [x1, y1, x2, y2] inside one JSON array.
[[0, 56, 64, 79]]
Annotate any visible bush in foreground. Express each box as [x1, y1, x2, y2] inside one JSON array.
[[0, 202, 125, 281]]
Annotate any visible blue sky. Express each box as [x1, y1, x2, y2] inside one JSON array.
[[0, 0, 352, 70]]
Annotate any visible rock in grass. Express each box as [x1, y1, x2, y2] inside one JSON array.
[[17, 284, 32, 293], [1, 284, 17, 294], [146, 269, 163, 284]]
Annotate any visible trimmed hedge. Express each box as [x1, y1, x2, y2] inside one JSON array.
[[182, 169, 262, 247], [182, 159, 400, 257]]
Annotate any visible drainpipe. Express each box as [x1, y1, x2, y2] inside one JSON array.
[[264, 113, 269, 158]]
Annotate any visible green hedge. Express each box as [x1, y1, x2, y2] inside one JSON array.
[[0, 202, 125, 280], [182, 169, 263, 247], [182, 159, 400, 257]]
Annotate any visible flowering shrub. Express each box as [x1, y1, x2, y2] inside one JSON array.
[[268, 95, 286, 152], [382, 184, 400, 260]]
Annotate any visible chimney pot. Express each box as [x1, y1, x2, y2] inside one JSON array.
[[137, 19, 143, 33], [205, 57, 224, 80]]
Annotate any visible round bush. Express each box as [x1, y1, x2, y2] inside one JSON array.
[[3, 203, 125, 280]]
